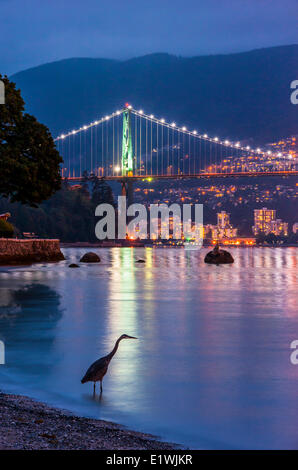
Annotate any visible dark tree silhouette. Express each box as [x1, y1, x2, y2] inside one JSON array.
[[0, 75, 62, 206]]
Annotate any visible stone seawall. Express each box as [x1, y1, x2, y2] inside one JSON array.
[[0, 239, 65, 264]]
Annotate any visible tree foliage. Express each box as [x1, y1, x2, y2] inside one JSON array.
[[0, 177, 116, 242], [0, 75, 62, 205], [0, 219, 14, 238]]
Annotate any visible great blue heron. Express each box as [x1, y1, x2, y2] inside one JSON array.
[[81, 334, 138, 395]]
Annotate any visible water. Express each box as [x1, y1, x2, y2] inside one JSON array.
[[0, 247, 297, 449]]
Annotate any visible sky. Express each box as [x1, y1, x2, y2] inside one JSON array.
[[1, 0, 297, 76]]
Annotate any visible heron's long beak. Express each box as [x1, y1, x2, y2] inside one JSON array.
[[127, 336, 138, 339]]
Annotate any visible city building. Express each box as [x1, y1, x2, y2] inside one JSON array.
[[252, 208, 276, 234], [252, 207, 288, 236], [206, 211, 238, 240], [292, 223, 298, 234]]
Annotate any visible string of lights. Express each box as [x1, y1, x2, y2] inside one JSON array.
[[55, 104, 292, 161]]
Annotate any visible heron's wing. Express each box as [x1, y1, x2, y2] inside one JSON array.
[[82, 356, 109, 382]]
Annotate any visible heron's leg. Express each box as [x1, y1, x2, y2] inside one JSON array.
[[100, 381, 103, 394], [93, 382, 96, 396]]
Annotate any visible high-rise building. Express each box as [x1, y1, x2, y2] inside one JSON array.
[[209, 211, 237, 239], [252, 208, 276, 235], [252, 207, 288, 236], [217, 211, 230, 229]]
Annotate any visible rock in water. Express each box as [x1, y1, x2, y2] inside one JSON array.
[[69, 263, 79, 268], [204, 245, 234, 264], [136, 259, 145, 263], [80, 252, 101, 263]]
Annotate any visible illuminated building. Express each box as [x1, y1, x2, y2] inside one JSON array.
[[205, 211, 238, 240], [270, 219, 288, 236], [252, 207, 276, 235], [293, 223, 298, 234], [217, 211, 231, 229], [252, 207, 288, 236]]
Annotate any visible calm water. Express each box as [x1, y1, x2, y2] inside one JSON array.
[[0, 247, 297, 449]]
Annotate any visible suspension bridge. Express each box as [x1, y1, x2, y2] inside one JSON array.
[[55, 103, 297, 196]]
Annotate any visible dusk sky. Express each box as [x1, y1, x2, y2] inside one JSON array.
[[1, 0, 297, 76]]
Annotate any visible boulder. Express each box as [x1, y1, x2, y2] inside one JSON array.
[[204, 245, 234, 265], [69, 263, 79, 268], [79, 252, 101, 263], [136, 259, 145, 263]]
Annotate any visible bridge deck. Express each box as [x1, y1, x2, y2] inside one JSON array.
[[65, 170, 298, 182]]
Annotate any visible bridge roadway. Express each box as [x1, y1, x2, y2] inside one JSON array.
[[65, 170, 298, 182]]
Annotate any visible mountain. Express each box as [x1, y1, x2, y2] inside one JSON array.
[[10, 45, 298, 145]]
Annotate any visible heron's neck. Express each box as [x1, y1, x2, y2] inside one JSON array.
[[108, 337, 122, 359]]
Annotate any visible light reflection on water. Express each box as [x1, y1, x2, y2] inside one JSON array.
[[0, 247, 298, 449]]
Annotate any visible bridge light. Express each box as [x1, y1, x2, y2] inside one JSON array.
[[246, 146, 250, 150], [256, 148, 261, 153], [267, 151, 271, 155], [116, 110, 120, 115], [72, 130, 76, 134], [61, 134, 65, 139], [214, 137, 218, 141], [83, 126, 87, 130], [225, 140, 229, 145], [128, 105, 132, 109], [182, 126, 187, 131], [193, 130, 197, 134], [171, 122, 176, 127], [94, 121, 99, 125], [115, 166, 120, 172], [161, 118, 165, 123], [139, 110, 143, 114], [150, 114, 154, 119], [105, 116, 110, 120], [235, 142, 240, 147], [277, 152, 282, 157], [204, 134, 208, 138]]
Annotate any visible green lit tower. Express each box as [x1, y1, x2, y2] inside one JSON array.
[[121, 107, 134, 176]]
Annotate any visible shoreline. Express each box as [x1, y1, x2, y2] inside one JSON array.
[[0, 392, 178, 450], [61, 243, 298, 248]]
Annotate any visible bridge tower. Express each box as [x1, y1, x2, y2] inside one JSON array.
[[121, 107, 134, 176], [120, 106, 134, 208]]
